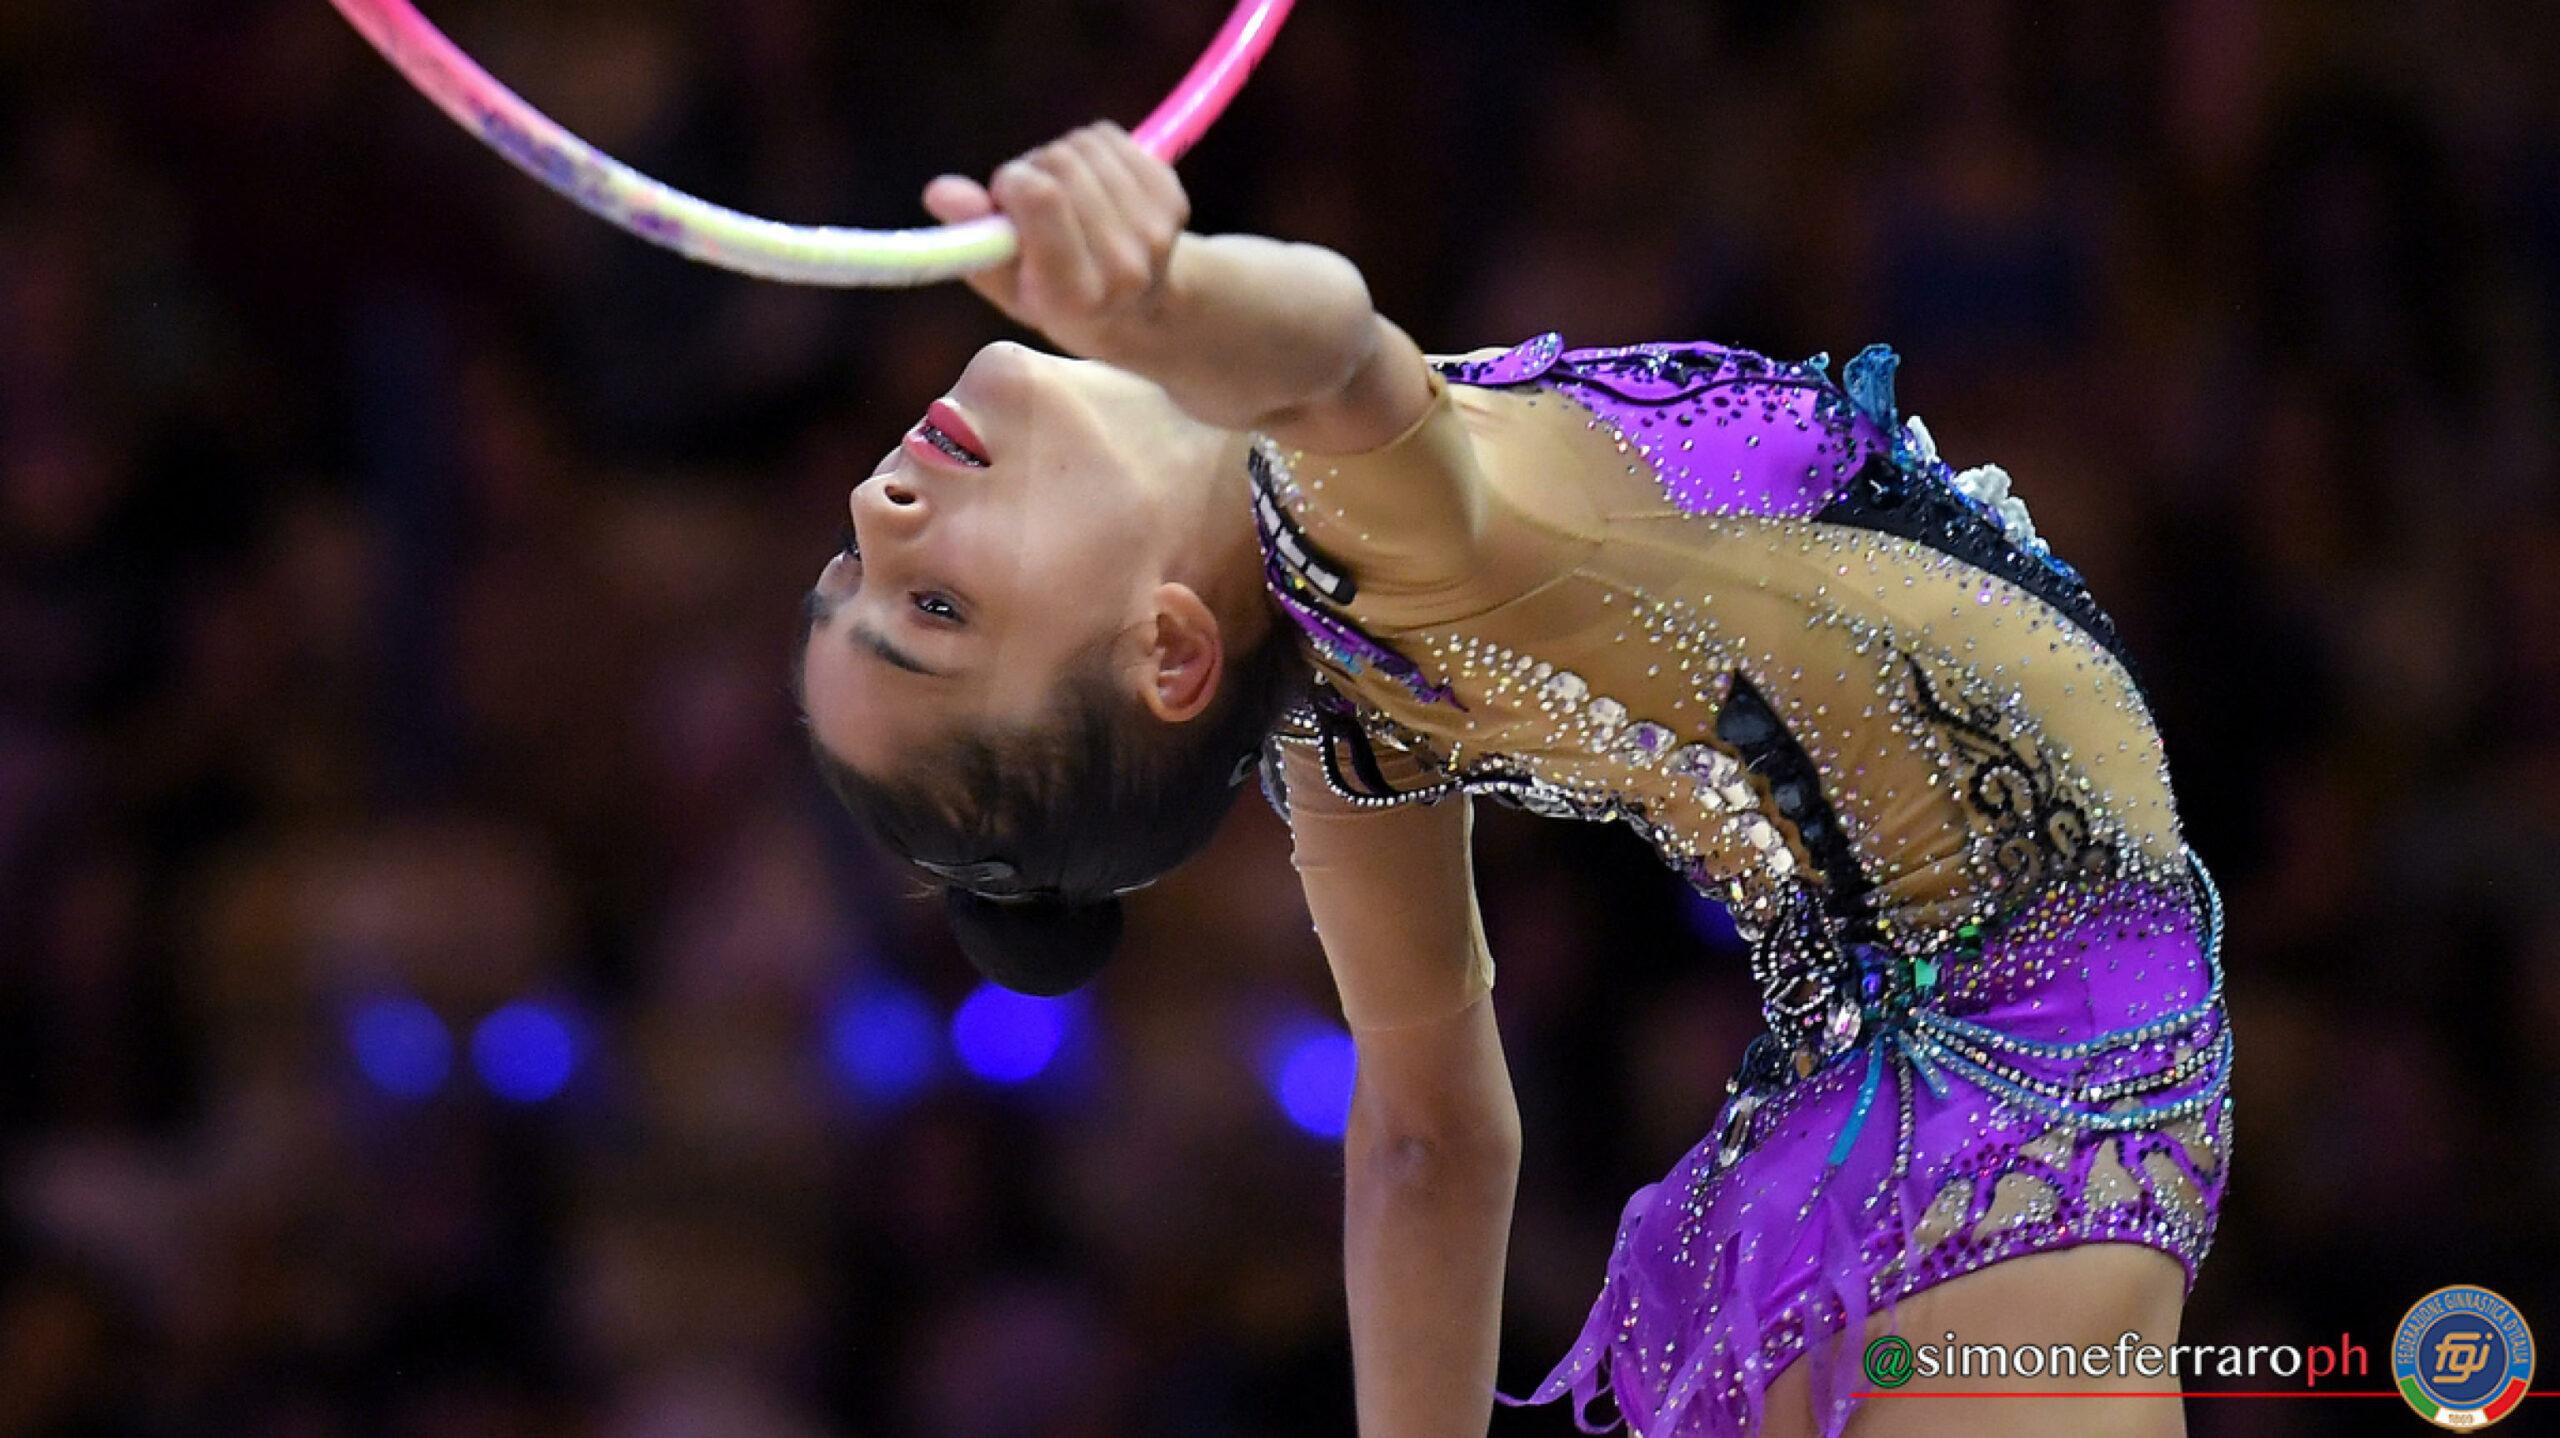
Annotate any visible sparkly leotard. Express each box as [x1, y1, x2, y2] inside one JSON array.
[[1252, 335, 2232, 1437]]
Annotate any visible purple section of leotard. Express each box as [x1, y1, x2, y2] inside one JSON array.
[[1435, 333, 1895, 518], [1495, 869, 2229, 1437]]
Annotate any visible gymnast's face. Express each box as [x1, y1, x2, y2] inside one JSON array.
[[799, 340, 1247, 775]]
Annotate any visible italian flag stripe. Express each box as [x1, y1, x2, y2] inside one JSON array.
[[2401, 1373, 2528, 1428]]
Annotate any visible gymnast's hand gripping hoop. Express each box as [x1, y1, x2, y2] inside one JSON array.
[[324, 0, 1297, 287]]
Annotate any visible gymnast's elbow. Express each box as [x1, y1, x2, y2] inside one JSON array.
[[1343, 1040, 1522, 1188], [1350, 1105, 1522, 1199]]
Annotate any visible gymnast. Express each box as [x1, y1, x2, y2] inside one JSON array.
[[792, 122, 2232, 1438]]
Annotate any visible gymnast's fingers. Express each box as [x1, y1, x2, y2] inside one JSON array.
[[1066, 126, 1170, 296], [1026, 140, 1128, 307], [922, 174, 1020, 309], [992, 157, 1103, 321], [922, 173, 995, 224], [1087, 121, 1189, 240], [1064, 126, 1148, 231]]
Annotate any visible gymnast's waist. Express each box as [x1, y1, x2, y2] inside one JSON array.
[[1743, 852, 2224, 1073]]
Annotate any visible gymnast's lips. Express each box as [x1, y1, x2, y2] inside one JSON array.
[[903, 417, 985, 469], [903, 399, 990, 470]]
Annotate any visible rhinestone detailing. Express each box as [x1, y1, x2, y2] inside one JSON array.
[[1256, 333, 2187, 958], [1815, 449, 2134, 681], [1618, 720, 1675, 762], [1246, 334, 2231, 1438], [1706, 855, 2228, 1195], [1665, 743, 1726, 783], [1247, 438, 1463, 709]]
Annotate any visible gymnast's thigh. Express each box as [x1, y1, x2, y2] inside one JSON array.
[[1756, 1242, 2190, 1438]]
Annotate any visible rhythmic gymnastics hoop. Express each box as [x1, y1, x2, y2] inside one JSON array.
[[325, 0, 1296, 287]]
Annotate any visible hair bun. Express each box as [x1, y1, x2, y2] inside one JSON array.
[[942, 888, 1124, 996]]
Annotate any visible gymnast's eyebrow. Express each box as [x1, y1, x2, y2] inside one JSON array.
[[854, 621, 944, 678]]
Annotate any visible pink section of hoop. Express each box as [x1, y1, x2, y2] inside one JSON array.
[[1133, 0, 1296, 160], [325, 0, 1298, 286]]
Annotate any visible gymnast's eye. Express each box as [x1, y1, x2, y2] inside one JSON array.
[[912, 591, 961, 623], [838, 522, 861, 560]]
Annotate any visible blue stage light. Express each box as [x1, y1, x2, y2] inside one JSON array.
[[347, 995, 450, 1098], [826, 982, 941, 1103], [1267, 1022, 1358, 1139], [950, 982, 1072, 1084], [470, 1000, 580, 1103]]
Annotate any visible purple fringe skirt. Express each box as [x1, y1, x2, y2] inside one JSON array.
[[1498, 857, 2232, 1436]]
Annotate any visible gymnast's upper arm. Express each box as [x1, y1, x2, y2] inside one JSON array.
[[1252, 325, 1494, 602], [1258, 315, 1441, 457], [1279, 741, 1496, 1045]]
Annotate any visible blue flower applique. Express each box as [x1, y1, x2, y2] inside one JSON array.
[[1839, 343, 2077, 584]]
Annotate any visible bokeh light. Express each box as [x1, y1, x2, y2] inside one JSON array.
[[826, 981, 942, 1103], [950, 983, 1074, 1084], [1262, 1018, 1358, 1139], [346, 995, 451, 1099], [469, 1000, 582, 1103]]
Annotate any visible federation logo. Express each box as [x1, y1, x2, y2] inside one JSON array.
[[2394, 1285, 2534, 1429]]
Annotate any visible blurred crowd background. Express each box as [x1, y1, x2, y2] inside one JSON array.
[[3, 0, 2556, 1434]]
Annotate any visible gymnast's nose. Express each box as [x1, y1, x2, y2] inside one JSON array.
[[852, 473, 928, 538]]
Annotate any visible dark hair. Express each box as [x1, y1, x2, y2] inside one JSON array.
[[807, 622, 1309, 996]]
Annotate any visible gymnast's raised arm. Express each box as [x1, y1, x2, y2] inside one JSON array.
[[919, 121, 1438, 458]]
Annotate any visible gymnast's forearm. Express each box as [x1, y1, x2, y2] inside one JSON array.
[[1093, 231, 1386, 435], [1341, 1023, 1522, 1437]]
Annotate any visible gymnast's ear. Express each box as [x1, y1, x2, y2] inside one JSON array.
[[1132, 582, 1224, 724]]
